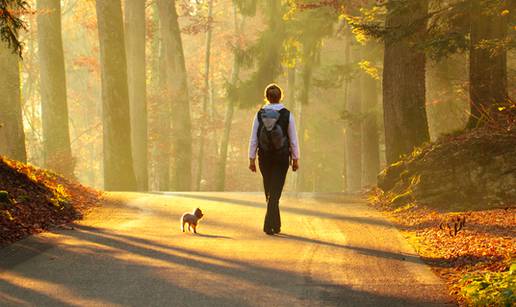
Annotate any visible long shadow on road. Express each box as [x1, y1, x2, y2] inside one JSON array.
[[275, 234, 422, 264], [154, 192, 393, 228], [0, 224, 442, 306]]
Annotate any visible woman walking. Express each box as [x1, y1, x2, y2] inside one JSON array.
[[248, 84, 300, 235]]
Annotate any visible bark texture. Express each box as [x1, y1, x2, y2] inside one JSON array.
[[37, 0, 74, 176], [148, 2, 171, 191], [0, 42, 26, 162], [467, 0, 509, 128], [157, 28, 171, 191], [96, 0, 137, 191], [158, 0, 193, 191], [125, 0, 148, 191], [382, 0, 430, 164]]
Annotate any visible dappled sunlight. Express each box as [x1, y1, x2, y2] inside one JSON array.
[[160, 192, 394, 228], [0, 192, 454, 305], [0, 0, 512, 305]]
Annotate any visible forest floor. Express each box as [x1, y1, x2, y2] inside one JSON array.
[[0, 156, 102, 246], [372, 111, 516, 306], [369, 187, 515, 306], [368, 194, 515, 306]]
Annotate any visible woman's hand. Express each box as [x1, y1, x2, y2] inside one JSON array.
[[249, 159, 257, 172], [292, 159, 299, 172]]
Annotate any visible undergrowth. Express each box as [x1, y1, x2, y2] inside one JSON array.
[[460, 263, 515, 306]]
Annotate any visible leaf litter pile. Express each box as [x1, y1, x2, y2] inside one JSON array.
[[369, 188, 515, 306], [0, 156, 102, 246], [370, 117, 516, 305]]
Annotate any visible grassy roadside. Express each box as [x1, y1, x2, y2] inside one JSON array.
[[368, 188, 515, 306]]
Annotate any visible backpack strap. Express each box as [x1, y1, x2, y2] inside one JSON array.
[[277, 108, 290, 137], [256, 109, 264, 140]]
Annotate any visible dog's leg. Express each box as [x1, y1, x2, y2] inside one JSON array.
[[193, 224, 197, 234], [188, 223, 192, 232], [181, 220, 186, 232]]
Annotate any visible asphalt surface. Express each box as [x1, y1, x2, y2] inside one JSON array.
[[0, 192, 454, 306]]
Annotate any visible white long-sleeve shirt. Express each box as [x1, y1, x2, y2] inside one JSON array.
[[248, 103, 300, 160]]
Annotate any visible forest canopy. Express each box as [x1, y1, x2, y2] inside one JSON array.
[[0, 0, 514, 192]]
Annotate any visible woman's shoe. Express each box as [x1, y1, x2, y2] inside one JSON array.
[[272, 228, 281, 234], [265, 230, 274, 235]]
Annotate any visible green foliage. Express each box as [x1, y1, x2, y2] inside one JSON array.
[[0, 0, 29, 57], [235, 0, 286, 107], [313, 63, 355, 89], [49, 184, 71, 209], [0, 191, 13, 220], [234, 0, 258, 16], [346, 0, 514, 61], [460, 264, 516, 306], [0, 190, 9, 203], [235, 0, 340, 107]]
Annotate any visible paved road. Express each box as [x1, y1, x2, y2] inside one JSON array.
[[0, 192, 454, 306]]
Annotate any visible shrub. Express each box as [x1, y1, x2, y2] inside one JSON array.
[[460, 263, 515, 306]]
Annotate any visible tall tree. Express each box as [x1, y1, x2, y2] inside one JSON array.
[[215, 2, 243, 191], [0, 41, 26, 162], [361, 68, 380, 187], [156, 5, 172, 191], [382, 0, 430, 164], [295, 52, 313, 192], [283, 0, 335, 191], [286, 67, 298, 191], [467, 0, 509, 128], [345, 43, 362, 192], [96, 0, 137, 190], [158, 0, 193, 191], [37, 0, 74, 176], [196, 0, 215, 191], [124, 0, 148, 191]]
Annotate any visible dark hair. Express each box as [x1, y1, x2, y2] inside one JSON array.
[[265, 84, 282, 103]]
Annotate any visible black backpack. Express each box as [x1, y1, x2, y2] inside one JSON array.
[[257, 108, 290, 155]]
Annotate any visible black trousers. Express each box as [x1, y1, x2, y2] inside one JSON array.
[[259, 153, 289, 232]]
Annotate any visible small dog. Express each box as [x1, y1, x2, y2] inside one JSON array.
[[180, 208, 204, 233]]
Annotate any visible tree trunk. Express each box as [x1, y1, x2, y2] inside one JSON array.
[[215, 4, 242, 191], [96, 0, 137, 191], [296, 57, 313, 192], [0, 42, 26, 162], [157, 30, 171, 191], [345, 45, 362, 192], [286, 67, 297, 191], [361, 72, 380, 187], [37, 0, 74, 176], [158, 0, 192, 191], [124, 0, 148, 191], [196, 0, 214, 191], [169, 0, 193, 191], [383, 0, 430, 164], [341, 32, 351, 192], [467, 0, 509, 128], [148, 1, 171, 191]]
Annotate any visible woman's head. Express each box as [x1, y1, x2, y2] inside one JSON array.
[[264, 83, 283, 104]]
